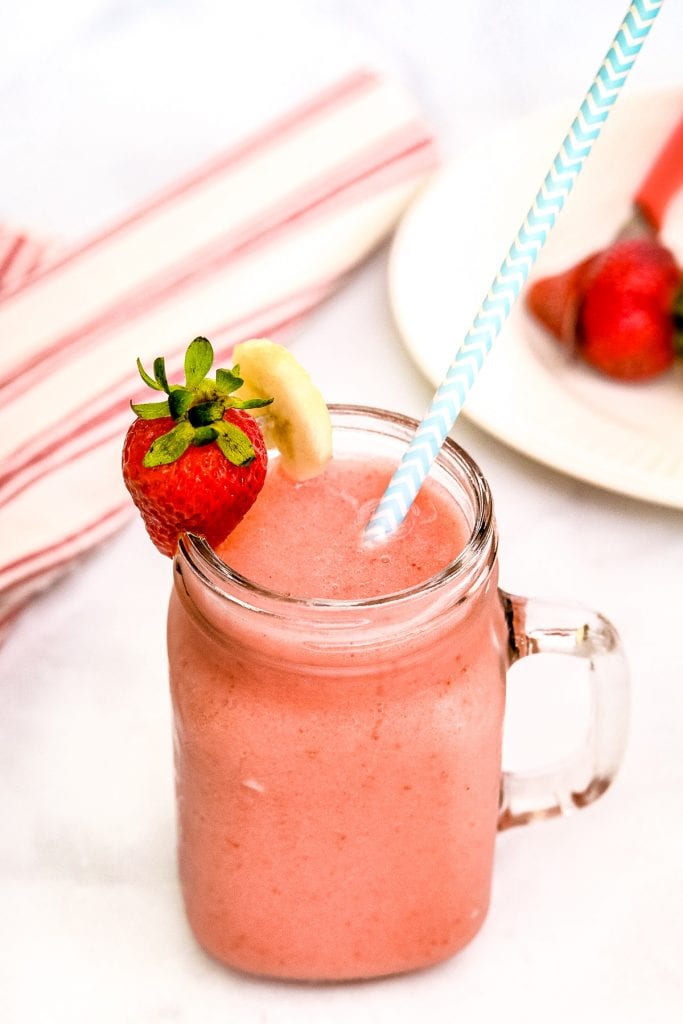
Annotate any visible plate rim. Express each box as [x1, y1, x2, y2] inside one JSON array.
[[387, 87, 683, 511]]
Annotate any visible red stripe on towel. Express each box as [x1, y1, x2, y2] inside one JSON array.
[[0, 503, 132, 595], [0, 227, 54, 295], [0, 70, 377, 307], [0, 280, 332, 492], [0, 121, 434, 401]]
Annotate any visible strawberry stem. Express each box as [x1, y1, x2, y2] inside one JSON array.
[[189, 400, 225, 426], [134, 337, 273, 468]]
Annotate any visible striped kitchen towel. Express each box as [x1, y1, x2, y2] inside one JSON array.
[[0, 70, 438, 636]]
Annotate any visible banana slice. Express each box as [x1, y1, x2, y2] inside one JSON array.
[[233, 338, 332, 481]]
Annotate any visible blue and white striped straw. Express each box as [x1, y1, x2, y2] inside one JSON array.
[[365, 0, 664, 544]]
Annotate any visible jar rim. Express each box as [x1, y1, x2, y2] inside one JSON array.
[[175, 404, 497, 612]]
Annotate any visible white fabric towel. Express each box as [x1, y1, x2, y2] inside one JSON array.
[[0, 70, 438, 635]]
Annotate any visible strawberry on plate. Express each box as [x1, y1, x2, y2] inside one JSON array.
[[525, 253, 599, 346], [122, 337, 271, 557], [526, 238, 683, 381]]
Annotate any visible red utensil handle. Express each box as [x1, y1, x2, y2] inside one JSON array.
[[634, 111, 683, 232]]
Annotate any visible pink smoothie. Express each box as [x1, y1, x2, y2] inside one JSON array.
[[167, 453, 507, 980], [218, 457, 468, 599]]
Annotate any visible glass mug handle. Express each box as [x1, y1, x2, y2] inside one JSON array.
[[498, 590, 629, 831]]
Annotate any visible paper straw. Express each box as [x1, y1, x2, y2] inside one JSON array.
[[365, 0, 664, 543]]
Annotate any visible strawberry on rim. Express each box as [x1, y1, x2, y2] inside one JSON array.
[[122, 337, 272, 557]]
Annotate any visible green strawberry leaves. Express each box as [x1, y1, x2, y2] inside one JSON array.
[[136, 358, 165, 392], [187, 399, 226, 426], [168, 387, 193, 420], [215, 421, 257, 464], [184, 337, 213, 388], [133, 337, 273, 468], [215, 366, 244, 394], [143, 421, 195, 467], [192, 425, 219, 446], [131, 399, 171, 419], [153, 357, 170, 394]]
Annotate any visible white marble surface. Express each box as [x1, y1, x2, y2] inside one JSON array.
[[2, 2, 683, 1022]]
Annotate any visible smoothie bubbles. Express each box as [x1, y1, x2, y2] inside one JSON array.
[[122, 338, 629, 980]]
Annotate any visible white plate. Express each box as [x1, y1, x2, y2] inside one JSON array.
[[389, 89, 683, 508]]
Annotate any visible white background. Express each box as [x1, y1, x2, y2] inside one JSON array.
[[1, 2, 682, 1022]]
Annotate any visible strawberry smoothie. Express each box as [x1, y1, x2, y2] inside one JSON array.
[[167, 407, 508, 980]]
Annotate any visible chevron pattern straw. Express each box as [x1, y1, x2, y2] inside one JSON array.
[[365, 0, 664, 543]]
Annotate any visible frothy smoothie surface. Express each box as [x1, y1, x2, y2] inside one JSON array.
[[216, 456, 470, 599]]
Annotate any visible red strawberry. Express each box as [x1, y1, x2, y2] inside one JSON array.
[[122, 337, 271, 557], [579, 239, 681, 380], [526, 238, 683, 381], [526, 253, 599, 345]]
